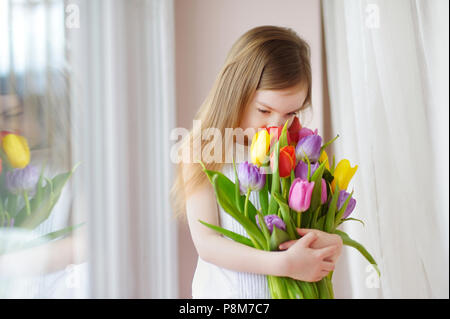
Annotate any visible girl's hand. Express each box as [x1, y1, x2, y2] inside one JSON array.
[[279, 228, 343, 263], [279, 231, 338, 282]]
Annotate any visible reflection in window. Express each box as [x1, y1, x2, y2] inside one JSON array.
[[0, 0, 88, 298]]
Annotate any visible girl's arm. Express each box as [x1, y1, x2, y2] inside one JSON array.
[[0, 228, 87, 277], [184, 168, 337, 282]]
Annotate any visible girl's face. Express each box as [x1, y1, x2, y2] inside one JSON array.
[[238, 84, 308, 144], [0, 94, 42, 149]]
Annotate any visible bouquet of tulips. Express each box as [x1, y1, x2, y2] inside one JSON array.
[[0, 130, 82, 248], [198, 118, 380, 299]]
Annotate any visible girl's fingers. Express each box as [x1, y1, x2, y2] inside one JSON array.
[[278, 240, 297, 250], [321, 261, 335, 272], [299, 232, 318, 248], [316, 245, 338, 259], [296, 228, 314, 236]]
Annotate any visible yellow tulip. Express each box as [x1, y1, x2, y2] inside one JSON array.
[[250, 129, 270, 167], [332, 159, 358, 192], [2, 134, 31, 169], [319, 150, 330, 170]]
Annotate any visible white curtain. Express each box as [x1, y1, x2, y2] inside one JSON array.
[[322, 0, 449, 298], [69, 0, 177, 298]]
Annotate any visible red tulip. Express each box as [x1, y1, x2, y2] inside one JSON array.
[[271, 145, 296, 178], [288, 116, 302, 144], [262, 116, 302, 147]]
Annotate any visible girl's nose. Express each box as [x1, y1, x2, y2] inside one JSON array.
[[267, 115, 290, 128]]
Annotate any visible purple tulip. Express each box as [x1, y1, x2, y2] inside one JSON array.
[[5, 165, 40, 196], [288, 178, 315, 213], [256, 214, 286, 234], [237, 161, 265, 194], [297, 127, 318, 141], [295, 134, 322, 163], [294, 160, 319, 180], [337, 190, 357, 219]]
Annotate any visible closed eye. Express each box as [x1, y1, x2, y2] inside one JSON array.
[[257, 108, 298, 116], [257, 108, 270, 114]]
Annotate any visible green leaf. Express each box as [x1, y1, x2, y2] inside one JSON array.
[[285, 279, 304, 299], [268, 140, 280, 215], [323, 169, 334, 184], [340, 217, 365, 227], [38, 222, 86, 241], [232, 158, 245, 214], [198, 219, 255, 248], [15, 163, 80, 229], [316, 215, 326, 230], [317, 278, 331, 299], [258, 175, 269, 215], [297, 281, 318, 299], [256, 210, 271, 250], [310, 205, 321, 229], [309, 160, 328, 215], [269, 225, 291, 251], [320, 134, 339, 153], [268, 120, 289, 215], [209, 174, 266, 250], [201, 164, 258, 224], [6, 194, 19, 217], [325, 182, 340, 232], [334, 229, 381, 277], [279, 120, 289, 149]]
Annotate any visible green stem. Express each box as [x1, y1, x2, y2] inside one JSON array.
[[4, 210, 11, 227], [281, 177, 288, 201], [244, 189, 251, 218], [23, 190, 31, 216], [297, 212, 302, 228]]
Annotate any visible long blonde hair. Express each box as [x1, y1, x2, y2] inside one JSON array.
[[171, 25, 312, 220]]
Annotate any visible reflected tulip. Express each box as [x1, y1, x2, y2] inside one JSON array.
[[6, 165, 39, 196], [2, 133, 30, 169]]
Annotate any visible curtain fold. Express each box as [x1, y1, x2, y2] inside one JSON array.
[[322, 0, 448, 298]]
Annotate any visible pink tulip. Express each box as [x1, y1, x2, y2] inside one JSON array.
[[288, 178, 315, 213], [321, 178, 327, 204]]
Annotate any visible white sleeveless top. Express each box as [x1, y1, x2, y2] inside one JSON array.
[[191, 156, 271, 299]]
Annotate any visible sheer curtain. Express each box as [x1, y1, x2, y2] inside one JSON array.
[[69, 0, 178, 298], [322, 0, 448, 298]]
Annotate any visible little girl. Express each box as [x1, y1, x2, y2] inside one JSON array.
[[171, 25, 343, 299]]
